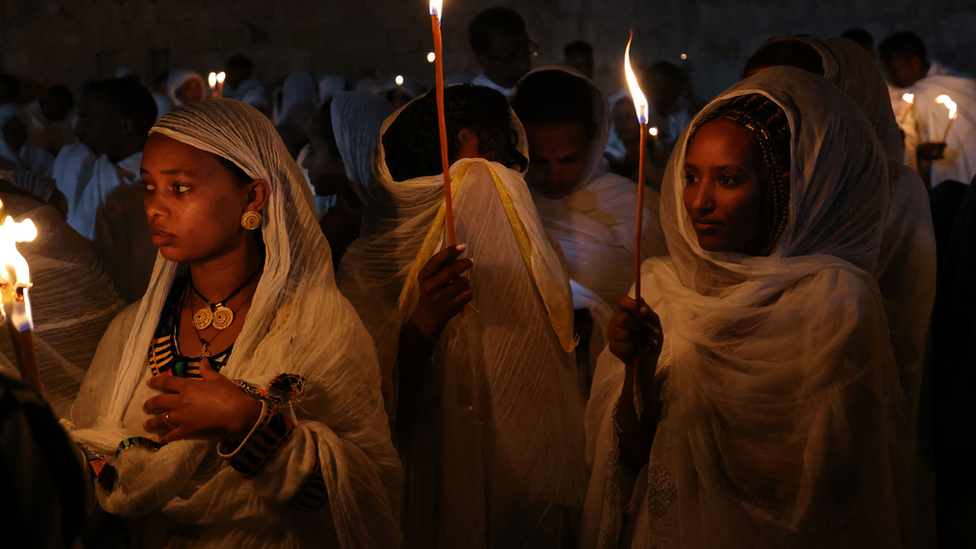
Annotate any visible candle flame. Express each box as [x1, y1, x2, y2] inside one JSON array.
[[0, 203, 37, 331], [430, 0, 442, 19], [428, 52, 436, 63], [396, 75, 405, 86], [902, 93, 914, 105], [217, 72, 226, 84], [649, 126, 659, 137], [937, 94, 958, 120], [625, 30, 649, 125], [208, 72, 217, 88]]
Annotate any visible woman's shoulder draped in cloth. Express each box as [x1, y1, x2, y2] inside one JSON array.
[[582, 67, 918, 549], [67, 99, 401, 549], [338, 91, 588, 547], [0, 193, 125, 417]]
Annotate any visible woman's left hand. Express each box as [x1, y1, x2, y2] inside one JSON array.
[[142, 358, 263, 446]]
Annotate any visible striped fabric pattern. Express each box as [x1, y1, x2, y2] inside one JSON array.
[[291, 452, 329, 511], [218, 401, 295, 478]]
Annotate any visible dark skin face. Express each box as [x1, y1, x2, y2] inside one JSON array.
[[476, 31, 533, 89], [302, 116, 349, 198], [683, 119, 768, 255], [176, 78, 204, 104], [524, 123, 589, 199], [883, 55, 929, 88], [74, 93, 144, 162], [2, 116, 28, 152], [224, 65, 250, 90]]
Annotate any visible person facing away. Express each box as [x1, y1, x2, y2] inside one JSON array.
[[582, 68, 916, 548], [275, 72, 318, 158], [303, 91, 393, 270], [338, 84, 588, 549], [224, 54, 270, 115], [54, 78, 158, 302], [66, 98, 401, 549], [468, 6, 534, 97], [24, 85, 75, 155], [510, 66, 668, 388], [880, 31, 976, 185]]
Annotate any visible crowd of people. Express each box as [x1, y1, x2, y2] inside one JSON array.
[[1, 5, 974, 549]]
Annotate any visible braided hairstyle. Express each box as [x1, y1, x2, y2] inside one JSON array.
[[688, 93, 792, 255], [382, 84, 527, 182]]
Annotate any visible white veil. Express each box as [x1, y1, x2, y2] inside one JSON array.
[[69, 99, 401, 548], [583, 68, 909, 548]]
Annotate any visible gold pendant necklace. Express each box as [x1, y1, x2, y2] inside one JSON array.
[[189, 267, 261, 331]]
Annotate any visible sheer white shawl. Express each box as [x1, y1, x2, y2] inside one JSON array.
[[330, 91, 393, 204], [583, 68, 909, 548], [338, 91, 587, 548], [512, 66, 669, 375], [68, 99, 401, 549]]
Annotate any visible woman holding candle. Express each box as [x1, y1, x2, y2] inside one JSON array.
[[67, 98, 401, 549], [581, 68, 913, 548], [339, 84, 588, 549]]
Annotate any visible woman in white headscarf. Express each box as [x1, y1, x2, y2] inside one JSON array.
[[274, 72, 318, 158], [167, 70, 206, 108], [0, 104, 55, 176], [511, 66, 668, 384], [582, 67, 913, 548], [67, 99, 401, 549], [338, 84, 588, 548]]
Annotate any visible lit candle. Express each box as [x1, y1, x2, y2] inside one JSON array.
[[625, 30, 649, 417], [430, 0, 456, 246], [217, 72, 226, 98], [0, 202, 41, 394], [898, 93, 914, 126], [937, 94, 957, 143], [649, 126, 659, 151], [208, 72, 217, 96], [396, 75, 405, 86]]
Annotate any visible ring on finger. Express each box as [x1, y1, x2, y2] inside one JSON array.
[[163, 412, 174, 429]]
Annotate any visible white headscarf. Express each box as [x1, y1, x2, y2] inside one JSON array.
[[338, 89, 587, 546], [583, 68, 909, 548], [275, 72, 317, 126], [318, 74, 347, 105], [69, 99, 401, 548], [330, 91, 393, 203], [166, 70, 206, 107]]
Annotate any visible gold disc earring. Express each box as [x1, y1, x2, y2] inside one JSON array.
[[241, 211, 262, 230]]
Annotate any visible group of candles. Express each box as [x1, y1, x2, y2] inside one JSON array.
[[901, 92, 959, 143], [0, 199, 41, 394], [208, 71, 227, 98]]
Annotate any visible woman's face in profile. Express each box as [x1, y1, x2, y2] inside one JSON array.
[[140, 133, 256, 263], [682, 118, 768, 254]]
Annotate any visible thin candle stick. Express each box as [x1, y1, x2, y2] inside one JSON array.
[[431, 12, 457, 246]]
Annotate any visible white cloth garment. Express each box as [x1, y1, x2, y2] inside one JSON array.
[[154, 94, 175, 122], [274, 72, 318, 157], [318, 75, 347, 106], [166, 70, 206, 108], [512, 67, 668, 372], [23, 99, 75, 154], [330, 91, 393, 204], [0, 104, 55, 176], [890, 63, 976, 185], [54, 142, 142, 240], [338, 93, 587, 548], [472, 72, 512, 97], [227, 77, 269, 111], [582, 68, 912, 548], [67, 99, 401, 548], [0, 191, 125, 417]]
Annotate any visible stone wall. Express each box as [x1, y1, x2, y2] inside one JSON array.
[[2, 0, 975, 102]]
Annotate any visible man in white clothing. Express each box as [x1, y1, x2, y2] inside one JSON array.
[[881, 31, 976, 185], [54, 78, 157, 302], [468, 7, 533, 97]]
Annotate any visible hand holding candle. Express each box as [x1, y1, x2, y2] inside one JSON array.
[[937, 94, 957, 143], [624, 30, 649, 418], [430, 0, 456, 246], [0, 202, 41, 394]]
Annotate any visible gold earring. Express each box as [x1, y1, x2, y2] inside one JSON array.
[[241, 211, 262, 230]]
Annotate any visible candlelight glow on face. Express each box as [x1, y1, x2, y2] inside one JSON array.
[[937, 94, 958, 120], [0, 202, 38, 331], [625, 31, 649, 125]]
